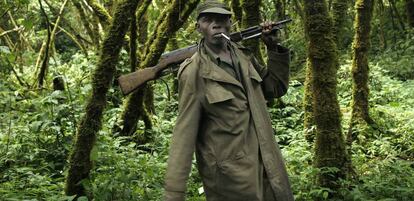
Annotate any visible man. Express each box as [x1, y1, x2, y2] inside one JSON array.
[[164, 1, 294, 200]]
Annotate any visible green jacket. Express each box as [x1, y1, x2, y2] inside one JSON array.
[[164, 41, 293, 201]]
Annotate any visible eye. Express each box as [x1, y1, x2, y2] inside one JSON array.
[[203, 17, 212, 23]]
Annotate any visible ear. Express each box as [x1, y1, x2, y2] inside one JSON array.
[[196, 22, 201, 33]]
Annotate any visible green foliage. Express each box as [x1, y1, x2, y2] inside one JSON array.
[[1, 0, 414, 200], [373, 30, 414, 80]]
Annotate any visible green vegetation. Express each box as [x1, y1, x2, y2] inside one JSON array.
[[1, 0, 413, 200]]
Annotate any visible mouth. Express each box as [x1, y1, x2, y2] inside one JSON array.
[[213, 33, 223, 37], [212, 32, 230, 40]]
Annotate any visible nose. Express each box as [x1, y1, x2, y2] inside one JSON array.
[[212, 23, 222, 29], [211, 19, 225, 30]]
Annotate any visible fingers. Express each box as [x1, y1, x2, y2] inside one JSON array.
[[260, 20, 276, 34]]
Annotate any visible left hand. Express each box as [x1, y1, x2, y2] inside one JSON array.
[[261, 21, 280, 48]]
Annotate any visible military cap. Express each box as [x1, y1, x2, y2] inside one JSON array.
[[196, 0, 232, 19]]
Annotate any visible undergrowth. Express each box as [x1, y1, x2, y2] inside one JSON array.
[[1, 40, 414, 201]]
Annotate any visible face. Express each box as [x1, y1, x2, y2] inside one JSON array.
[[196, 13, 232, 47]]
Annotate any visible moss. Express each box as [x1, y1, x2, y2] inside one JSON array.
[[231, 0, 243, 29], [167, 35, 180, 93], [64, 0, 140, 197], [376, 1, 388, 48], [303, 0, 348, 195], [303, 60, 315, 144], [119, 0, 201, 138], [348, 0, 374, 143], [331, 0, 348, 49], [85, 0, 113, 27], [130, 13, 137, 72], [73, 0, 100, 48], [241, 0, 264, 65]]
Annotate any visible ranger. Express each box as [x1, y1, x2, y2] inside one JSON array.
[[164, 1, 294, 200]]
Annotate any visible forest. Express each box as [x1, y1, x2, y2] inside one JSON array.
[[0, 0, 413, 200]]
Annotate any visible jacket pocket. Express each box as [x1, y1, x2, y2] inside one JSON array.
[[216, 151, 257, 200], [205, 81, 235, 104], [204, 80, 248, 135]]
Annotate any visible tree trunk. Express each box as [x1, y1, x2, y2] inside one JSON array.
[[376, 0, 388, 49], [303, 0, 348, 197], [273, 0, 286, 20], [406, 0, 414, 27], [64, 0, 140, 197], [36, 0, 69, 88], [303, 60, 316, 144], [167, 34, 180, 94], [130, 12, 137, 72], [331, 0, 349, 49], [389, 0, 405, 31], [72, 0, 100, 48], [386, 0, 400, 44], [348, 0, 375, 145], [231, 0, 243, 30], [293, 0, 305, 22], [119, 0, 200, 139], [85, 0, 113, 28], [241, 0, 264, 65]]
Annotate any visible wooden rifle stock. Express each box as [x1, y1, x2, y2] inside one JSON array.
[[118, 45, 197, 95], [118, 18, 292, 95]]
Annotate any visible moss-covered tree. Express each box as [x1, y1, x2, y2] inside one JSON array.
[[130, 12, 138, 73], [241, 0, 264, 64], [85, 0, 113, 28], [118, 0, 200, 138], [389, 0, 405, 31], [331, 0, 349, 49], [348, 0, 374, 143], [167, 34, 180, 93], [303, 60, 316, 144], [376, 0, 388, 48], [406, 0, 414, 27], [293, 0, 305, 22], [72, 0, 100, 48], [303, 0, 348, 196], [36, 0, 69, 88], [273, 0, 286, 20], [231, 0, 243, 30], [64, 0, 140, 197]]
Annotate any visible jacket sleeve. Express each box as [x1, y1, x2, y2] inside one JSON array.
[[252, 45, 290, 99], [164, 64, 202, 201]]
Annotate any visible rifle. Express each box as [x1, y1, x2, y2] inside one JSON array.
[[118, 18, 292, 95]]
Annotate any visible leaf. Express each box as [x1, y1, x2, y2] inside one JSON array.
[[90, 145, 98, 162], [22, 19, 34, 29], [389, 102, 400, 107], [77, 196, 88, 201], [65, 195, 77, 201], [0, 46, 10, 53], [323, 191, 329, 199]]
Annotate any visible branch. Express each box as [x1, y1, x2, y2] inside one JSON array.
[[51, 22, 89, 57], [36, 0, 70, 88], [0, 26, 23, 37]]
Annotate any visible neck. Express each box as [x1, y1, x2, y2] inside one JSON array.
[[205, 40, 228, 55]]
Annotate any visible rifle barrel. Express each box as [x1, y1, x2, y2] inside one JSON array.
[[118, 18, 292, 95]]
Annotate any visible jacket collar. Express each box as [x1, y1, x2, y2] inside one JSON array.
[[198, 40, 243, 88], [198, 40, 262, 88]]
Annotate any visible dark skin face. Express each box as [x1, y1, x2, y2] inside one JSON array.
[[196, 13, 232, 54], [196, 13, 280, 54]]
